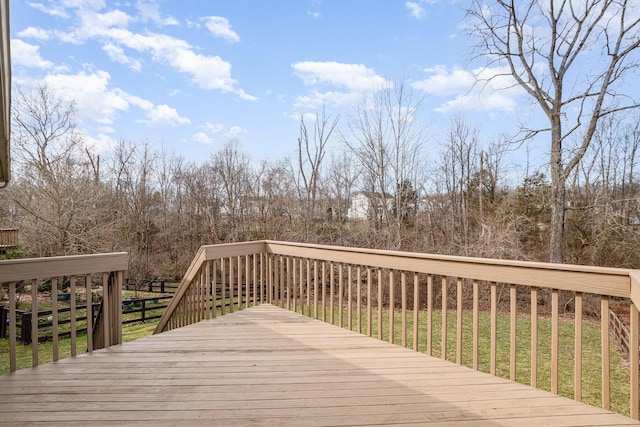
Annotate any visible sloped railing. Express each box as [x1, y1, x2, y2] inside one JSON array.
[[155, 240, 640, 419], [0, 253, 128, 373]]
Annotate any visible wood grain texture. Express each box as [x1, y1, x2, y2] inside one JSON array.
[[1, 304, 637, 427]]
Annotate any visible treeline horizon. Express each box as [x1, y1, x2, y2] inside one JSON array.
[[2, 85, 640, 281]]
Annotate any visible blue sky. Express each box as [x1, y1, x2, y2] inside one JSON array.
[[11, 0, 541, 171]]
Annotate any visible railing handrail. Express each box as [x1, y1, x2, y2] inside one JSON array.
[[154, 241, 267, 333], [0, 252, 128, 282], [264, 240, 635, 298]]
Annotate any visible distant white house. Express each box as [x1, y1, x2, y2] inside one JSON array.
[[347, 192, 393, 221]]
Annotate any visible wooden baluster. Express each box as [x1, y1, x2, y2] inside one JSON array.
[[378, 269, 383, 341], [299, 259, 304, 315], [630, 302, 639, 419], [367, 268, 373, 337], [441, 277, 447, 360], [9, 281, 16, 372], [322, 261, 327, 322], [314, 260, 319, 319], [601, 295, 610, 409], [339, 264, 344, 327], [413, 272, 419, 351], [205, 261, 211, 319], [531, 286, 537, 388], [330, 262, 335, 325], [456, 278, 463, 365], [306, 259, 311, 317], [31, 279, 38, 367], [401, 271, 407, 347], [285, 256, 290, 311], [575, 292, 583, 401], [212, 260, 218, 318], [53, 277, 60, 361], [253, 254, 257, 307], [490, 282, 497, 375], [86, 274, 93, 352], [246, 255, 250, 309], [292, 257, 298, 313], [427, 274, 433, 356], [277, 255, 282, 308], [102, 272, 110, 349], [551, 289, 559, 394], [510, 284, 516, 381], [472, 280, 479, 370], [357, 266, 361, 333], [348, 265, 353, 330], [221, 259, 226, 315], [70, 275, 77, 357], [389, 270, 395, 344]]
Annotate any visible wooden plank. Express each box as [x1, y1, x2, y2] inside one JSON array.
[[1, 304, 638, 427], [31, 278, 38, 367], [0, 252, 128, 282]]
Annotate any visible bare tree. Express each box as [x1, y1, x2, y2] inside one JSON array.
[[296, 106, 339, 241], [11, 85, 111, 256], [467, 0, 640, 262], [344, 80, 427, 248]]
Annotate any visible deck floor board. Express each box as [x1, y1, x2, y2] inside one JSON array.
[[1, 304, 638, 426]]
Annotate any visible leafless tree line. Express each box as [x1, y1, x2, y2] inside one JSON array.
[[3, 82, 640, 280]]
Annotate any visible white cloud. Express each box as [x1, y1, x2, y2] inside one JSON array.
[[27, 2, 69, 18], [142, 104, 191, 126], [405, 2, 426, 19], [203, 16, 240, 43], [204, 122, 225, 133], [413, 65, 525, 114], [11, 39, 54, 69], [136, 1, 179, 26], [293, 61, 390, 92], [292, 61, 390, 109], [42, 69, 188, 127], [44, 70, 129, 124], [17, 27, 50, 40], [193, 122, 243, 144], [193, 131, 214, 145], [57, 8, 256, 100], [102, 43, 142, 71], [225, 126, 244, 138], [405, 0, 437, 20], [413, 65, 475, 95]]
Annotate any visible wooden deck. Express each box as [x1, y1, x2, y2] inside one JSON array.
[[1, 304, 638, 426]]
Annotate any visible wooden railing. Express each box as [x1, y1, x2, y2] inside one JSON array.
[[0, 253, 128, 373], [156, 240, 640, 418]]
